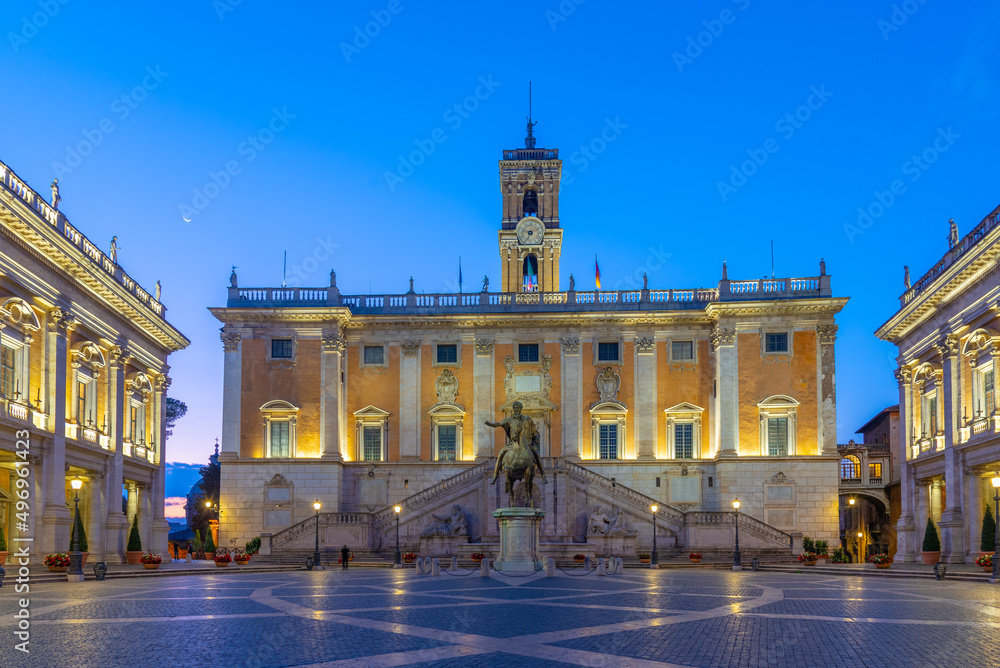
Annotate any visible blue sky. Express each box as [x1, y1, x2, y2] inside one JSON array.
[[2, 0, 998, 480]]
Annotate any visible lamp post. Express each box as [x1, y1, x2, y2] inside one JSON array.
[[69, 477, 84, 580], [849, 498, 856, 563], [732, 498, 742, 571], [991, 476, 1000, 583], [313, 500, 322, 571], [394, 505, 402, 567], [650, 504, 659, 567], [857, 531, 864, 564]]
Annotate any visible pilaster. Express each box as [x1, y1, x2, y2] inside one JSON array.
[[320, 331, 345, 461], [399, 341, 421, 460], [220, 330, 242, 460], [894, 366, 916, 561], [712, 325, 738, 456], [817, 324, 839, 455], [936, 335, 966, 561], [40, 307, 73, 556], [634, 337, 657, 459], [560, 338, 582, 460], [473, 338, 495, 460]]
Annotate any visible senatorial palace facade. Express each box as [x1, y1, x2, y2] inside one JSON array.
[[0, 159, 189, 563], [212, 138, 847, 558], [878, 205, 1000, 563]]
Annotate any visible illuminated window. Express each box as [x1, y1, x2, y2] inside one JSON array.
[[841, 455, 861, 479], [869, 462, 882, 480], [674, 423, 693, 459], [0, 344, 16, 399], [767, 417, 788, 456], [599, 423, 618, 459], [261, 400, 299, 458], [362, 425, 382, 462], [269, 422, 290, 457], [436, 424, 457, 461]]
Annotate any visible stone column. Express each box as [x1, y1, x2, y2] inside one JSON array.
[[473, 338, 495, 460], [560, 338, 582, 460], [937, 335, 966, 562], [105, 346, 129, 561], [967, 468, 983, 561], [894, 367, 916, 561], [220, 330, 242, 460], [39, 308, 73, 557], [817, 324, 839, 455], [634, 337, 657, 459], [399, 341, 421, 460], [320, 331, 345, 460], [151, 375, 170, 554], [126, 482, 138, 524], [88, 471, 106, 562], [712, 325, 738, 456]]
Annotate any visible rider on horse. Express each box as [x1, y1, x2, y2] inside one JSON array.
[[486, 401, 547, 487]]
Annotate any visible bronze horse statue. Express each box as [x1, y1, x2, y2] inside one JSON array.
[[485, 401, 546, 507]]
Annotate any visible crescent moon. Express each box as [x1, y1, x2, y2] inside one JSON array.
[[182, 215, 192, 222]]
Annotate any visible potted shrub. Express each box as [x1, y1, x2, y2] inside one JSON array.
[[976, 553, 993, 572], [802, 537, 815, 554], [204, 529, 216, 562], [43, 553, 70, 572], [814, 540, 829, 563], [868, 553, 892, 569], [69, 512, 89, 566], [402, 551, 416, 564], [126, 513, 143, 564], [689, 552, 703, 563], [638, 552, 651, 564], [0, 525, 7, 566], [214, 553, 231, 568], [245, 536, 261, 555], [797, 552, 819, 566], [573, 553, 586, 563], [921, 518, 941, 565], [470, 552, 485, 563], [140, 553, 162, 570], [981, 505, 997, 557], [193, 530, 203, 559], [831, 547, 848, 564]]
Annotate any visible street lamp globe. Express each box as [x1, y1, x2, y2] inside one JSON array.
[[205, 500, 212, 508], [857, 532, 862, 538], [650, 504, 658, 513], [732, 499, 740, 510], [71, 477, 83, 491], [849, 498, 855, 506], [313, 500, 321, 511], [394, 505, 401, 514], [992, 476, 1000, 489]]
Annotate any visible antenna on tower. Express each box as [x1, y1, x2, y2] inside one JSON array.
[[525, 81, 537, 149]]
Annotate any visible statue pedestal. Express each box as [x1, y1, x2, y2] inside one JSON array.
[[587, 533, 638, 559], [493, 507, 545, 572]]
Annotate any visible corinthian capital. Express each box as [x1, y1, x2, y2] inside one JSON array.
[[48, 307, 75, 333], [934, 334, 960, 359], [710, 326, 736, 350], [221, 331, 241, 353], [322, 332, 346, 353], [894, 367, 912, 386], [817, 324, 838, 345]]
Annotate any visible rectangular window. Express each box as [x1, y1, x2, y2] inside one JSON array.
[[362, 425, 382, 462], [77, 379, 96, 426], [271, 339, 294, 359], [765, 332, 788, 353], [986, 369, 995, 416], [674, 423, 693, 459], [922, 395, 938, 436], [518, 343, 539, 363], [78, 379, 88, 424], [599, 423, 618, 459], [270, 421, 290, 457], [597, 342, 619, 362], [671, 340, 694, 361], [869, 462, 882, 479], [130, 403, 146, 444], [363, 345, 384, 365], [437, 424, 457, 461], [767, 417, 788, 456], [0, 344, 16, 399], [436, 344, 458, 364]]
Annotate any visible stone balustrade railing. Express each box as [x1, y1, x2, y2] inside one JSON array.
[[373, 460, 493, 527], [227, 274, 830, 313], [561, 459, 686, 528], [685, 511, 792, 548], [271, 511, 375, 548]]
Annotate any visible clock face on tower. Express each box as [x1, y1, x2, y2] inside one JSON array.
[[516, 217, 545, 245]]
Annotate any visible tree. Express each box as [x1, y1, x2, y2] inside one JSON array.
[[165, 397, 188, 440], [193, 529, 203, 553], [188, 454, 221, 535], [127, 513, 142, 552], [69, 511, 89, 553], [983, 505, 997, 552], [204, 527, 215, 553], [922, 518, 941, 552]]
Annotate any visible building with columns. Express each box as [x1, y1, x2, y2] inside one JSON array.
[[212, 132, 846, 558], [0, 158, 189, 563], [877, 206, 1000, 563]]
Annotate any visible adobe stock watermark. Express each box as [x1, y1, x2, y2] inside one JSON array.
[[878, 0, 928, 41], [7, 0, 70, 53], [179, 107, 295, 222], [284, 236, 340, 287], [672, 0, 751, 73], [213, 0, 243, 20], [716, 85, 833, 202], [384, 75, 501, 192], [12, 428, 33, 654], [50, 66, 169, 178], [546, 0, 586, 31], [843, 126, 959, 243], [341, 0, 410, 63], [561, 117, 628, 186], [610, 245, 672, 291]]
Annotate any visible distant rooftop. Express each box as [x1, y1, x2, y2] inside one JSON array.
[[502, 148, 559, 161]]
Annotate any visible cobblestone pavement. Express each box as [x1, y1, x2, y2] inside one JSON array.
[[3, 567, 1000, 667]]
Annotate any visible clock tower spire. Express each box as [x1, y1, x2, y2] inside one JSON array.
[[499, 87, 563, 294]]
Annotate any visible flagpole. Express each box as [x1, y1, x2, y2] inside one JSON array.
[[459, 257, 463, 293]]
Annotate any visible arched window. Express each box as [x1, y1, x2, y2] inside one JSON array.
[[522, 254, 539, 292], [523, 189, 538, 217], [840, 455, 861, 479]]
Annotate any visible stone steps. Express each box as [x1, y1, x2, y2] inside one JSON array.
[[20, 563, 304, 584], [757, 563, 993, 581]]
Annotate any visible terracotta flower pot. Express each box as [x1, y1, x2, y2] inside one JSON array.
[[143, 563, 160, 570], [639, 558, 651, 564], [215, 561, 229, 567], [920, 551, 941, 565], [234, 559, 249, 566], [126, 551, 143, 565], [983, 565, 993, 573], [81, 552, 89, 566], [47, 565, 68, 573], [875, 563, 891, 569], [0, 551, 8, 566], [204, 552, 215, 562], [690, 558, 702, 564], [802, 560, 817, 566]]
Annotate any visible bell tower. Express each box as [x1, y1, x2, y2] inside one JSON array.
[[498, 89, 563, 294]]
